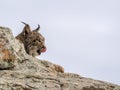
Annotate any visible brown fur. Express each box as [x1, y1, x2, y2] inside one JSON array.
[[16, 22, 47, 56], [16, 22, 64, 73], [41, 60, 64, 73], [54, 64, 64, 73]]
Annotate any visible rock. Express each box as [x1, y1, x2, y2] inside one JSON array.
[[0, 26, 120, 90]]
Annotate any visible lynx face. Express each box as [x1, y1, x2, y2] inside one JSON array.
[[25, 30, 47, 56], [16, 22, 47, 56]]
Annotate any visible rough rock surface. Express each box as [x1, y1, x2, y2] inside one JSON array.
[[0, 26, 120, 90]]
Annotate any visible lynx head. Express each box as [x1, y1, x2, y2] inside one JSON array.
[[16, 22, 47, 56]]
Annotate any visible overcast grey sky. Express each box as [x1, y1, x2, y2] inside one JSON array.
[[0, 0, 120, 85]]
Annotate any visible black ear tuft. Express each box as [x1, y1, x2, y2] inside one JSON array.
[[33, 24, 40, 32], [21, 22, 31, 35], [21, 22, 28, 25]]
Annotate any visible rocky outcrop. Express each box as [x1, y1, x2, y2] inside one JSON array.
[[0, 26, 120, 90]]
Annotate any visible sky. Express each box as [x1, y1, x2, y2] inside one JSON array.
[[0, 0, 120, 85]]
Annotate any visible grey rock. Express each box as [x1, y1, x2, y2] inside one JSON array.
[[0, 26, 120, 90]]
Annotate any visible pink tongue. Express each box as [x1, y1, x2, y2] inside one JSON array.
[[41, 48, 47, 53]]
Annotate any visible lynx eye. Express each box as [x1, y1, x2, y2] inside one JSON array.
[[33, 40, 36, 42]]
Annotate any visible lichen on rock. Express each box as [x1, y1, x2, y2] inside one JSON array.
[[0, 26, 120, 90]]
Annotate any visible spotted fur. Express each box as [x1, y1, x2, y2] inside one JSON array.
[[16, 22, 47, 56]]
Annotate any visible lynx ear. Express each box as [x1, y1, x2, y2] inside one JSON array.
[[33, 24, 40, 32], [21, 22, 31, 35]]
